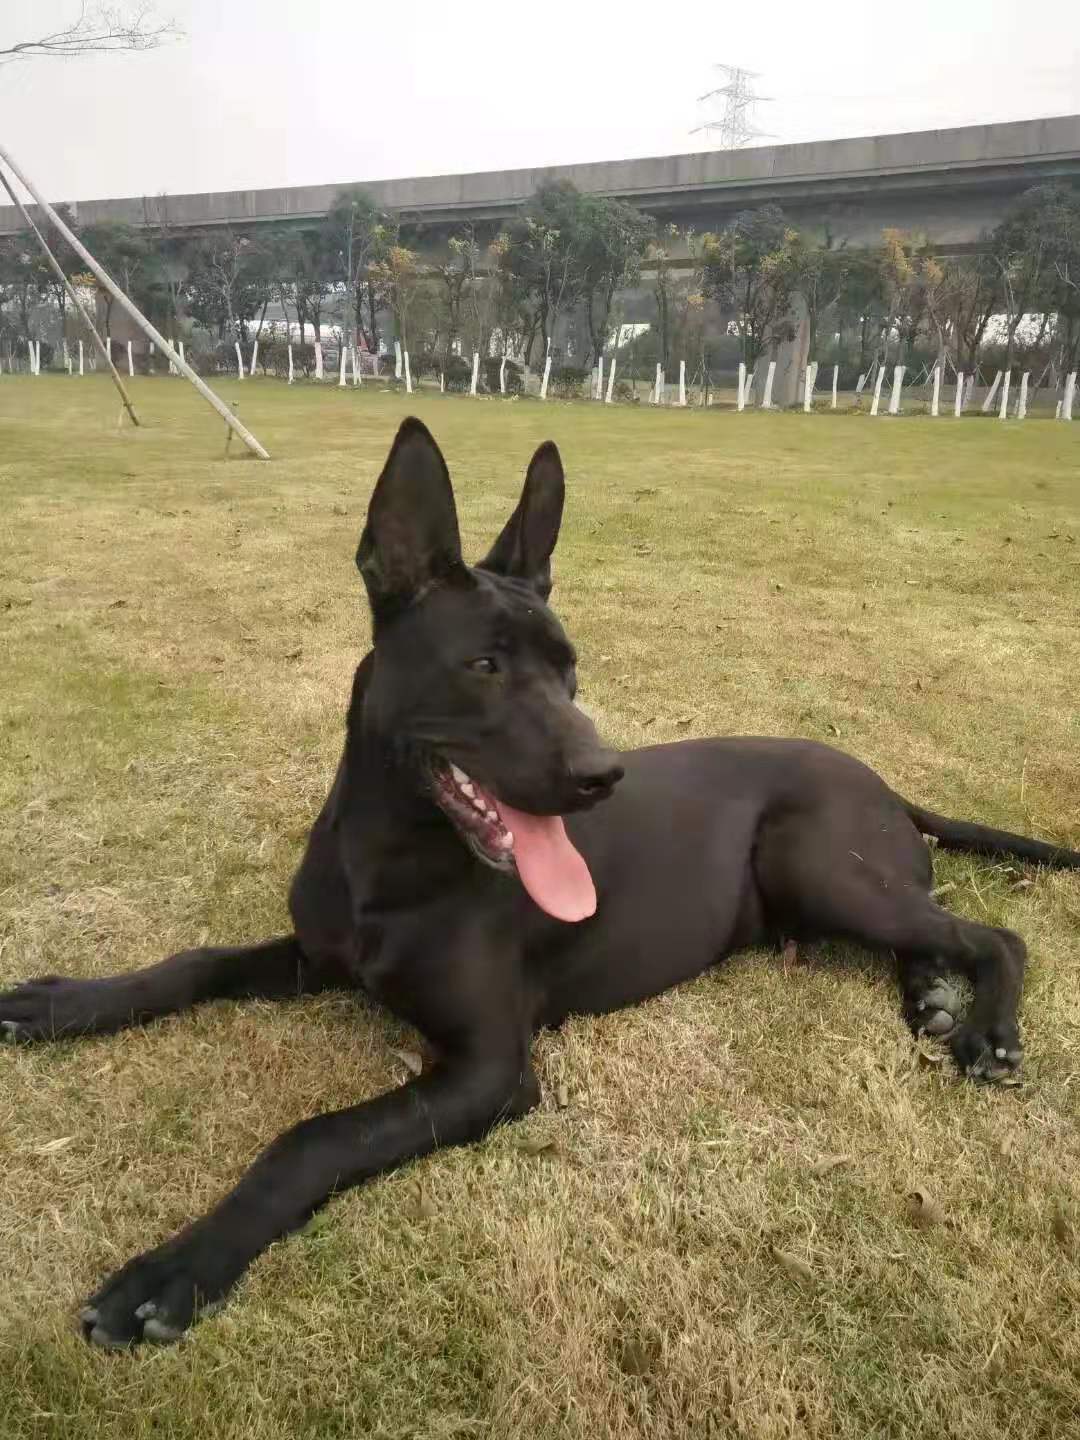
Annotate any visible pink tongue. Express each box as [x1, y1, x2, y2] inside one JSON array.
[[494, 801, 596, 922]]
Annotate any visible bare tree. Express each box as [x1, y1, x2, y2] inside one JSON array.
[[0, 3, 177, 64]]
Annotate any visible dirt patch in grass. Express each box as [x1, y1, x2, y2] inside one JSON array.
[[2, 378, 1079, 1438]]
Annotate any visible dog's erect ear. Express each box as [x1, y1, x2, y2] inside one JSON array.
[[356, 418, 466, 620], [478, 441, 565, 600]]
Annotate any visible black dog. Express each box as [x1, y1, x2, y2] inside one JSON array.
[[3, 417, 1078, 1349]]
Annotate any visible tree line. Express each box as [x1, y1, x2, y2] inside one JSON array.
[[1, 177, 1078, 382]]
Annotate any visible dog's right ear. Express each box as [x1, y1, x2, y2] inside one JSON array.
[[478, 440, 565, 600], [356, 418, 466, 622]]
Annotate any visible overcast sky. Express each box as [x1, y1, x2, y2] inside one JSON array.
[[1, 0, 1078, 203]]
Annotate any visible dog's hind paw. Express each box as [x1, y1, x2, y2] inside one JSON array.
[[950, 1022, 1023, 1085], [908, 977, 964, 1038]]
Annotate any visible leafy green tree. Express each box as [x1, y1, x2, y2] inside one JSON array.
[[702, 205, 797, 366], [577, 196, 653, 365], [324, 188, 395, 350]]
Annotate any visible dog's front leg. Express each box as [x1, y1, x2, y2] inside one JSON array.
[[79, 1051, 536, 1348]]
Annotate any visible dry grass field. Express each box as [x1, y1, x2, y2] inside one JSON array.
[[1, 376, 1079, 1439]]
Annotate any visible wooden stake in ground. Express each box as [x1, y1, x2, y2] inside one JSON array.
[[0, 142, 268, 456], [0, 157, 140, 426]]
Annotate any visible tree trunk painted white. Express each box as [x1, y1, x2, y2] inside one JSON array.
[[314, 342, 323, 380], [352, 347, 361, 386], [470, 351, 480, 397], [33, 340, 40, 374], [250, 340, 259, 377], [831, 364, 838, 409], [235, 341, 244, 379], [660, 369, 666, 404], [440, 372, 445, 393], [288, 344, 294, 384], [66, 354, 72, 375], [888, 365, 905, 414], [745, 371, 755, 406], [1062, 371, 1077, 421], [981, 371, 1002, 412], [127, 340, 134, 377], [652, 363, 662, 404], [540, 356, 552, 400], [597, 356, 605, 402], [178, 341, 185, 369], [338, 342, 348, 387], [394, 340, 402, 379], [802, 363, 815, 412], [998, 370, 1011, 420], [62, 337, 69, 368], [500, 356, 507, 394], [678, 359, 687, 406], [762, 360, 776, 409], [79, 339, 84, 376], [855, 372, 867, 394], [737, 362, 746, 412], [1017, 371, 1029, 419], [590, 366, 599, 399], [953, 372, 964, 417], [523, 365, 529, 394], [931, 364, 941, 417], [372, 353, 379, 377], [605, 357, 616, 403], [403, 351, 412, 393], [870, 366, 886, 416]]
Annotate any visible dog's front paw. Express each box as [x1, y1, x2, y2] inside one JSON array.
[[80, 1229, 235, 1349], [0, 976, 106, 1043], [950, 1019, 1023, 1084]]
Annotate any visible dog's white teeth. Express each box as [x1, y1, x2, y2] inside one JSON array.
[[499, 831, 514, 849], [450, 764, 469, 786], [995, 1046, 1007, 1060], [460, 782, 475, 798], [471, 794, 486, 812]]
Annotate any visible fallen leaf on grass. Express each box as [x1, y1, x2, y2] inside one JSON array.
[[916, 1047, 947, 1068], [389, 1047, 423, 1076], [809, 1154, 851, 1177], [33, 1136, 75, 1155], [411, 1182, 436, 1221], [1051, 1204, 1073, 1251], [519, 1136, 563, 1158], [616, 1335, 661, 1377], [906, 1190, 946, 1228], [771, 1247, 813, 1284]]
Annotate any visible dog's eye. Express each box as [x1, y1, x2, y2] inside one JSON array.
[[467, 657, 499, 676]]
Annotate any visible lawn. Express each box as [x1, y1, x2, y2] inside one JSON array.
[[1, 376, 1079, 1440]]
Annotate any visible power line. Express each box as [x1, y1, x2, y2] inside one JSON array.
[[691, 65, 773, 149]]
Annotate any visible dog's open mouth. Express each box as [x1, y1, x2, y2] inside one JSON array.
[[430, 761, 597, 924]]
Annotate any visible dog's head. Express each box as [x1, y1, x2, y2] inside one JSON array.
[[355, 417, 623, 921]]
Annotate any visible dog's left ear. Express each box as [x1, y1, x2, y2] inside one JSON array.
[[478, 441, 565, 600], [356, 417, 467, 622]]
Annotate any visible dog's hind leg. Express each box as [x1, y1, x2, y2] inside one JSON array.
[[754, 810, 1025, 1081], [0, 936, 344, 1043]]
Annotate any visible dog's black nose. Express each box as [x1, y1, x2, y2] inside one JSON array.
[[573, 761, 624, 802]]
